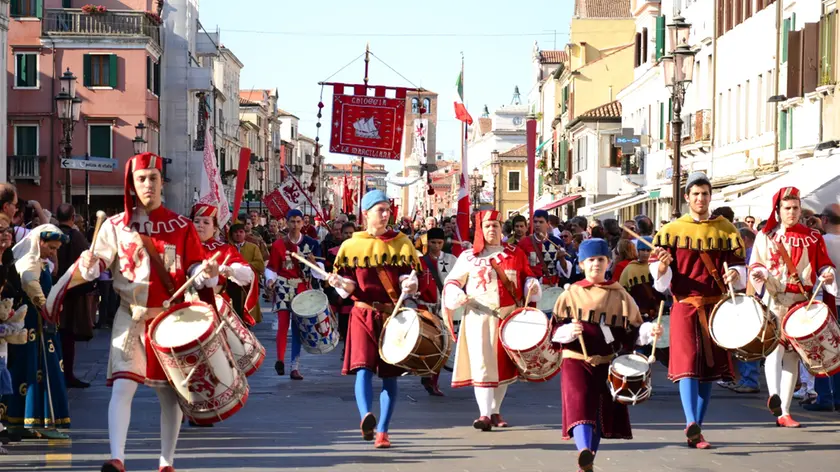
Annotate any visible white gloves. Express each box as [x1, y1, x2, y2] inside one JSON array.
[[191, 267, 218, 290], [79, 250, 101, 282], [400, 272, 419, 295], [552, 322, 581, 344], [636, 321, 656, 346], [442, 284, 469, 310], [524, 277, 542, 303]]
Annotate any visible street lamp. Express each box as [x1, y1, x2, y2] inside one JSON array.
[[661, 14, 695, 219], [470, 167, 485, 211], [490, 150, 501, 210], [133, 120, 148, 154], [56, 68, 82, 203]]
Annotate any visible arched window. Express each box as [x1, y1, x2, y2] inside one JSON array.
[[422, 98, 431, 114], [411, 98, 420, 114]]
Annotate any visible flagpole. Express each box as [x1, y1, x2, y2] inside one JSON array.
[[357, 43, 371, 224]]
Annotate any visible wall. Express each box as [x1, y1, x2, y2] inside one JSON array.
[[498, 160, 528, 217], [574, 46, 635, 119]]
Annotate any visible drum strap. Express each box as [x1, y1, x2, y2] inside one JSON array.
[[140, 235, 176, 297], [490, 259, 523, 308], [774, 242, 809, 296], [697, 252, 727, 294], [531, 235, 547, 272], [376, 270, 400, 304], [422, 255, 444, 293]]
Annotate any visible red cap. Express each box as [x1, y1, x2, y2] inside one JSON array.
[[472, 210, 502, 255], [763, 187, 800, 235], [191, 203, 219, 224], [123, 153, 164, 225]]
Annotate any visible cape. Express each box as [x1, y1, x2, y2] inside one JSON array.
[[653, 214, 745, 258], [553, 281, 644, 328], [334, 230, 421, 269]]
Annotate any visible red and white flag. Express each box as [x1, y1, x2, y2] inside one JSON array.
[[454, 71, 473, 125], [198, 125, 231, 227], [263, 172, 326, 221]]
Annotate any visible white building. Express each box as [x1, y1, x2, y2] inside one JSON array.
[[210, 46, 244, 205], [161, 0, 215, 214], [467, 101, 528, 203], [295, 135, 316, 189], [0, 0, 8, 184]]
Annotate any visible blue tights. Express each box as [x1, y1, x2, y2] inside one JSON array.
[[354, 369, 398, 432], [572, 423, 602, 453], [678, 379, 713, 426]]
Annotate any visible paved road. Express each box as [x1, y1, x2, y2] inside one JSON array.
[[3, 305, 840, 472]]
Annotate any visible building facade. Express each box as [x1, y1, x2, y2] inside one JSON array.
[[209, 45, 243, 206], [400, 90, 438, 218]]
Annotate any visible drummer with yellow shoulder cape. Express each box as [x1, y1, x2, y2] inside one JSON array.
[[326, 190, 420, 450]]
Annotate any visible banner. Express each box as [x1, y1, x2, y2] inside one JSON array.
[[263, 174, 326, 220], [329, 84, 407, 160], [263, 189, 288, 219], [232, 148, 251, 220], [198, 126, 232, 227]]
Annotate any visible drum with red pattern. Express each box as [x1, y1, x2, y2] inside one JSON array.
[[500, 307, 561, 382]]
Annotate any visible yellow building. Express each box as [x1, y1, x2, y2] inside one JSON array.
[[495, 144, 529, 218]]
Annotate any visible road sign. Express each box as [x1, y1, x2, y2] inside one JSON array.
[[615, 128, 642, 154], [60, 158, 117, 172]]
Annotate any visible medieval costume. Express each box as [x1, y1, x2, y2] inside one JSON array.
[[649, 172, 746, 450], [620, 237, 669, 365], [442, 210, 541, 431], [552, 238, 656, 472], [229, 223, 265, 324], [748, 187, 838, 427], [1, 226, 71, 438], [517, 209, 571, 287], [46, 153, 218, 472], [330, 190, 420, 449]]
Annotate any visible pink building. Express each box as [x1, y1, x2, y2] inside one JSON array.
[[7, 0, 162, 216]]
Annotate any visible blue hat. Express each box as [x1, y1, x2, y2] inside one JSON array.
[[636, 236, 653, 251], [578, 238, 610, 261], [286, 209, 303, 219], [361, 189, 389, 211], [533, 209, 549, 220]]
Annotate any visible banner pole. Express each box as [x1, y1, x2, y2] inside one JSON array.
[[358, 43, 371, 224]]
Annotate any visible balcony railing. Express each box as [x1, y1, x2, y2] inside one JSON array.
[[8, 156, 43, 185], [42, 9, 161, 47], [665, 109, 712, 150]]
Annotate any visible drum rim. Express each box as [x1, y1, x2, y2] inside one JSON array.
[[610, 353, 652, 378], [783, 300, 831, 341], [291, 289, 329, 317], [378, 309, 425, 364], [500, 307, 551, 353], [709, 294, 771, 349], [150, 300, 217, 353]]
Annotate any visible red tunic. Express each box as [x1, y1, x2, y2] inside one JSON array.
[[204, 239, 257, 325]]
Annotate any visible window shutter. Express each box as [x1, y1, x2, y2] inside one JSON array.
[[154, 61, 161, 94], [716, 0, 724, 38], [16, 55, 25, 87], [83, 54, 92, 87], [656, 16, 665, 59], [787, 111, 794, 149], [787, 29, 803, 98], [782, 18, 791, 62], [634, 32, 641, 68], [146, 56, 152, 91], [62, 0, 71, 7], [642, 28, 648, 64], [109, 54, 118, 88], [803, 23, 820, 94], [659, 102, 665, 149], [779, 110, 788, 151], [36, 0, 43, 18], [10, 0, 20, 17], [559, 139, 568, 180]]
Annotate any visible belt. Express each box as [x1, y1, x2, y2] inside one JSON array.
[[561, 349, 615, 366], [354, 301, 396, 314], [674, 294, 725, 368]]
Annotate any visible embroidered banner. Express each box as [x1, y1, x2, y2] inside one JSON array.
[[329, 84, 407, 160], [262, 174, 324, 220]]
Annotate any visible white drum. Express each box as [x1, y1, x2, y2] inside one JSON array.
[[291, 290, 339, 354], [500, 307, 561, 382], [443, 307, 464, 372], [784, 301, 840, 377], [538, 287, 565, 315], [607, 353, 652, 405], [709, 294, 778, 361]]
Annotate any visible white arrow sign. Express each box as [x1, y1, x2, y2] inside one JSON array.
[[60, 158, 116, 172]]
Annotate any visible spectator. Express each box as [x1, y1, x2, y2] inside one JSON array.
[[634, 215, 654, 236], [609, 239, 637, 283], [711, 206, 735, 223], [548, 214, 563, 238], [229, 222, 265, 324], [244, 218, 270, 261], [511, 215, 528, 245], [744, 215, 756, 232]]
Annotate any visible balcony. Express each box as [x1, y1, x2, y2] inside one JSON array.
[[8, 156, 44, 185], [42, 9, 161, 48], [666, 109, 712, 153]]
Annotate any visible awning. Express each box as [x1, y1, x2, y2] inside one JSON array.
[[714, 171, 787, 201], [578, 192, 649, 217], [536, 137, 554, 154], [541, 194, 581, 211]]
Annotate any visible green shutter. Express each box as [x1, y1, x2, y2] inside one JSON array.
[[62, 0, 71, 7], [109, 54, 118, 88], [16, 127, 37, 156], [787, 111, 794, 149], [779, 110, 788, 151], [659, 102, 665, 150], [83, 54, 92, 87], [89, 125, 112, 158], [35, 0, 43, 18], [559, 140, 568, 177], [782, 18, 791, 62], [16, 55, 25, 87], [655, 15, 666, 60], [10, 0, 20, 16]]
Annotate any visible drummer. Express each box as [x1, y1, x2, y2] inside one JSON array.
[[619, 236, 669, 365], [441, 209, 541, 431], [552, 238, 661, 472], [517, 209, 571, 288], [326, 189, 420, 449], [747, 187, 837, 428], [46, 152, 219, 472], [265, 209, 325, 381], [416, 227, 457, 396]]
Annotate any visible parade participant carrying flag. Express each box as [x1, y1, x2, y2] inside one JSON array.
[[452, 58, 472, 257]]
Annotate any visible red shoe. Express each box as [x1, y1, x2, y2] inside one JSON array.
[[374, 432, 391, 449], [159, 467, 175, 472], [290, 370, 304, 380], [577, 448, 595, 471], [472, 416, 492, 431], [100, 459, 125, 472], [685, 422, 712, 449], [490, 414, 509, 428], [360, 413, 376, 441], [776, 415, 801, 428], [767, 394, 782, 417]]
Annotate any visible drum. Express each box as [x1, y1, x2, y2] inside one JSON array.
[[216, 296, 265, 377], [538, 286, 565, 316], [150, 301, 249, 425], [291, 290, 339, 355], [709, 294, 779, 361], [783, 300, 840, 377], [499, 307, 561, 382], [607, 353, 652, 405], [379, 308, 451, 376], [443, 306, 464, 372]]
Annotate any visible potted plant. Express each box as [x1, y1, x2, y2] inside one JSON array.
[[81, 4, 108, 14], [145, 11, 162, 25]]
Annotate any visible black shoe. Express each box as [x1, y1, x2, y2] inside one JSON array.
[[275, 360, 285, 376], [66, 377, 91, 389]]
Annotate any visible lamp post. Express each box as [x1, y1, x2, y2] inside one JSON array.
[[490, 150, 501, 210], [661, 15, 696, 219], [257, 164, 265, 212], [470, 167, 486, 211], [133, 120, 148, 154], [55, 68, 82, 203]]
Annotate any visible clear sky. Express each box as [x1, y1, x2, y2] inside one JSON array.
[[200, 0, 573, 174]]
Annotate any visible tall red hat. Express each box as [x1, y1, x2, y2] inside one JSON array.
[[472, 210, 502, 255], [191, 203, 219, 224], [123, 152, 164, 225], [763, 186, 800, 235]]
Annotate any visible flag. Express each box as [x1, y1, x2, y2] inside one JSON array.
[[197, 125, 231, 227], [454, 71, 473, 125], [452, 173, 469, 257], [232, 148, 251, 220], [265, 173, 325, 220]]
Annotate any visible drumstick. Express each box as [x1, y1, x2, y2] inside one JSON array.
[[571, 311, 589, 360], [391, 270, 417, 317], [723, 262, 736, 303], [620, 225, 655, 250], [648, 301, 665, 365], [89, 210, 107, 254], [290, 252, 330, 278], [163, 252, 221, 309], [806, 278, 826, 312]]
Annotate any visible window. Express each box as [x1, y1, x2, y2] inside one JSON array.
[[608, 145, 621, 168], [15, 53, 38, 88], [766, 70, 774, 132], [507, 171, 521, 192], [147, 57, 161, 95], [659, 101, 665, 150], [14, 125, 39, 156], [411, 98, 420, 114], [819, 11, 837, 87], [219, 148, 226, 174], [574, 136, 588, 173], [779, 109, 789, 150], [634, 32, 642, 67], [148, 123, 160, 154], [744, 80, 750, 138], [735, 84, 741, 141], [423, 98, 431, 113], [88, 124, 112, 158], [291, 126, 297, 140], [641, 28, 648, 64], [305, 154, 312, 166], [10, 0, 42, 18], [83, 54, 118, 88], [757, 74, 764, 132]]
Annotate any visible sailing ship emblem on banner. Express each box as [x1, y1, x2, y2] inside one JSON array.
[[329, 84, 407, 160]]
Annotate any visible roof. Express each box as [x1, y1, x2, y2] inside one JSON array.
[[297, 134, 316, 144], [325, 162, 387, 173], [539, 50, 569, 64], [239, 96, 259, 106], [574, 0, 631, 18], [500, 144, 527, 158], [277, 108, 299, 119], [579, 100, 622, 119]]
